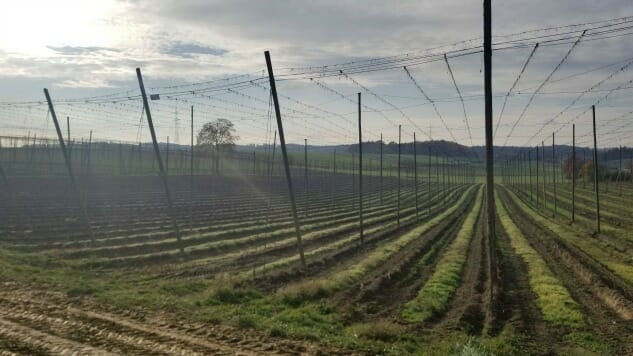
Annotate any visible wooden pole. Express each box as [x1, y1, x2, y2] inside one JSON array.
[[592, 105, 601, 233], [552, 132, 557, 218], [542, 141, 546, 211], [66, 116, 71, 163], [572, 124, 576, 222], [619, 145, 623, 196], [380, 132, 383, 205], [44, 89, 93, 243], [332, 148, 336, 208], [264, 51, 305, 267], [413, 132, 418, 218], [397, 125, 401, 228], [428, 145, 431, 216], [166, 136, 170, 175], [536, 145, 539, 207], [86, 131, 93, 177], [136, 68, 183, 254], [483, 0, 495, 238], [190, 105, 194, 230], [529, 150, 533, 201], [357, 92, 364, 244], [304, 138, 308, 218]]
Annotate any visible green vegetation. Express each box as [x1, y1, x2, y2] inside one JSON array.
[[563, 332, 616, 355]]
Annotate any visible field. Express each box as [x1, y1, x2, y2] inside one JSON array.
[[0, 141, 631, 355]]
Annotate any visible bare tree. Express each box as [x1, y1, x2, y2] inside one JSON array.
[[197, 119, 238, 175]]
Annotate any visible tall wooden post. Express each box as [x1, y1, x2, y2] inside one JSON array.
[[380, 133, 383, 205], [332, 148, 336, 208], [572, 124, 576, 222], [619, 145, 623, 196], [552, 132, 557, 218], [529, 150, 533, 201], [542, 141, 546, 211], [66, 116, 71, 163], [536, 145, 540, 207], [166, 135, 170, 175], [413, 132, 418, 218], [190, 106, 194, 229], [357, 92, 364, 244], [587, 150, 591, 190], [136, 68, 183, 254], [86, 131, 93, 177], [483, 0, 495, 238], [397, 125, 401, 228], [443, 155, 447, 204], [304, 138, 308, 218], [592, 105, 601, 233], [630, 150, 633, 187], [428, 145, 431, 216], [44, 89, 93, 242], [264, 51, 305, 267]]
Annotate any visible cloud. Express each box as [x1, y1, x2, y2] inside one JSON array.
[[46, 45, 120, 55], [163, 41, 227, 58]]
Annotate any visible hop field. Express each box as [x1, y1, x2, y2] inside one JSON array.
[[1, 157, 632, 354]]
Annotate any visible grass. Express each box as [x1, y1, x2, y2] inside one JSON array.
[[495, 189, 585, 329], [563, 332, 616, 355], [401, 186, 483, 322], [346, 320, 407, 342]]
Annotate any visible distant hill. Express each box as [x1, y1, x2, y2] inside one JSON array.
[[236, 140, 632, 163], [98, 140, 630, 164]]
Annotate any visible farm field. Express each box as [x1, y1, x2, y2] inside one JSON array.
[[0, 153, 632, 354], [3, 2, 633, 354]]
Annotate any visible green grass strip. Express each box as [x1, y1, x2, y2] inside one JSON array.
[[401, 186, 483, 322], [495, 189, 585, 328]]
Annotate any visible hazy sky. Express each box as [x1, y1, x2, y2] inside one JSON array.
[[1, 0, 633, 148]]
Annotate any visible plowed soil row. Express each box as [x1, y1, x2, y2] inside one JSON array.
[[0, 282, 353, 355], [498, 186, 633, 354], [338, 187, 480, 322]]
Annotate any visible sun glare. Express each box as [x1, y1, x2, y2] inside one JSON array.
[[0, 0, 118, 55]]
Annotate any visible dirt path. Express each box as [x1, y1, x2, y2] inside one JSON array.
[[0, 282, 353, 355]]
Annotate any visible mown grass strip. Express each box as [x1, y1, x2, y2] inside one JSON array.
[[495, 189, 585, 328], [401, 186, 483, 323], [276, 185, 477, 300]]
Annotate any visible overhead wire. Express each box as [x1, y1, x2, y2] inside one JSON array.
[[443, 54, 473, 145], [502, 30, 586, 146], [494, 43, 539, 138]]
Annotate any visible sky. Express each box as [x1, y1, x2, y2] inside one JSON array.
[[1, 0, 633, 148]]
